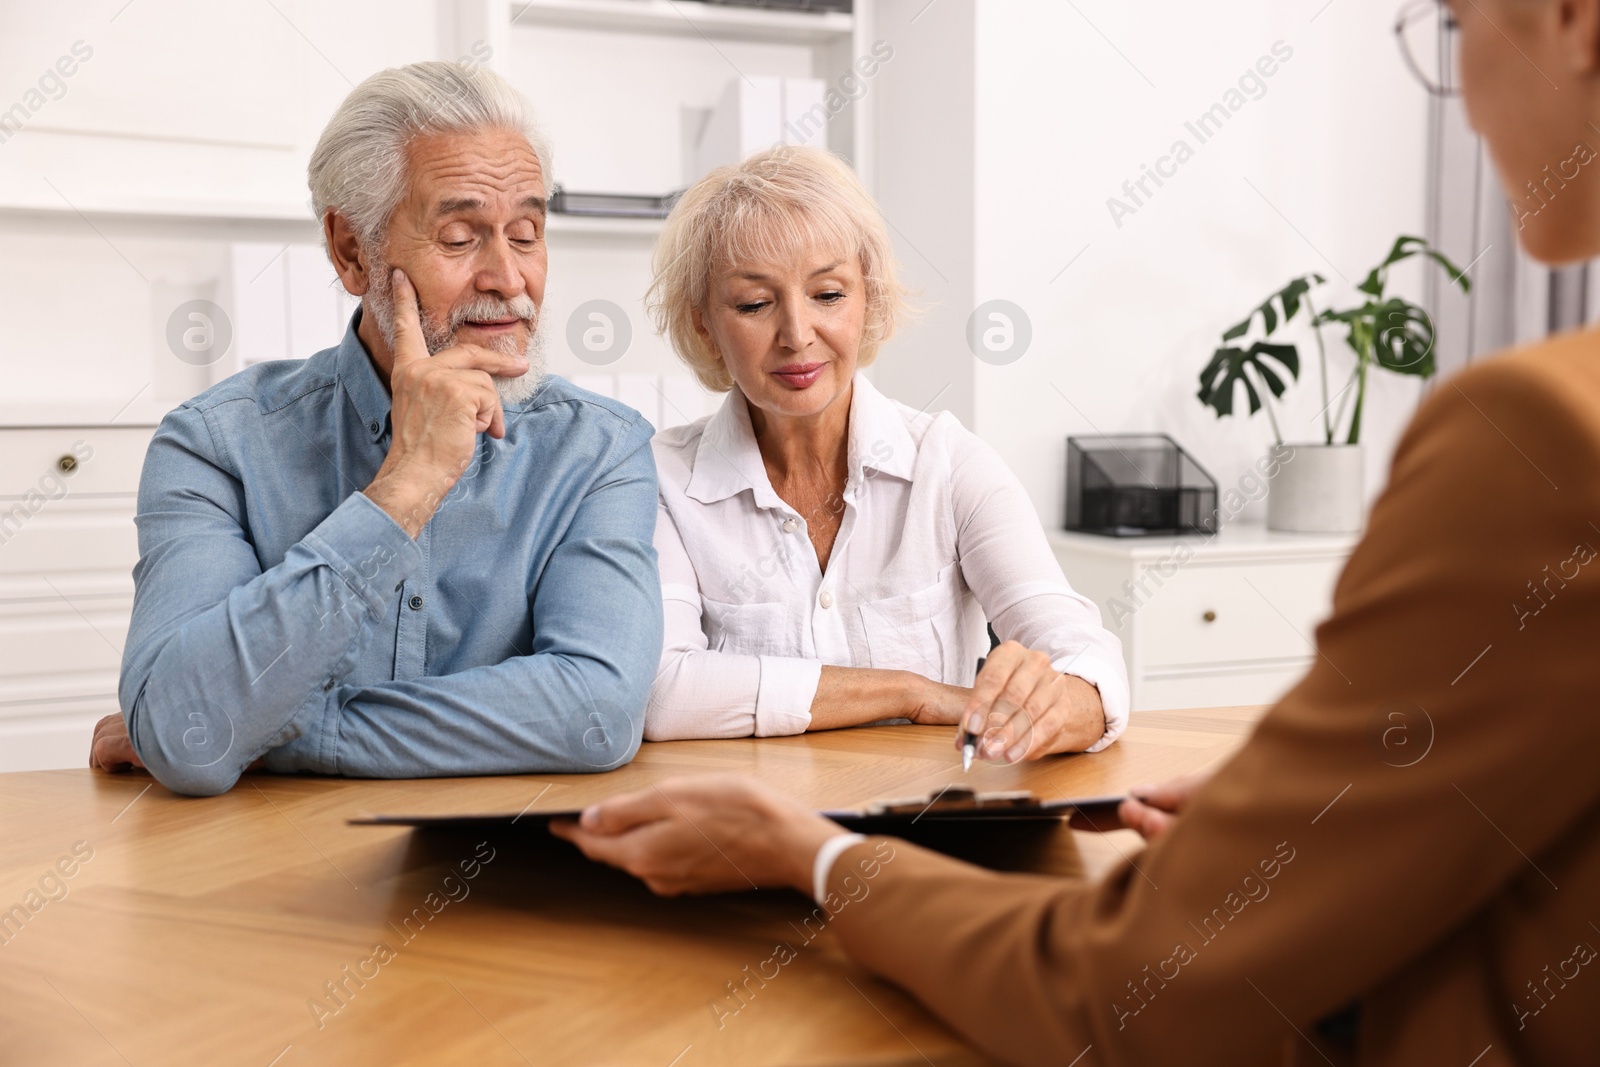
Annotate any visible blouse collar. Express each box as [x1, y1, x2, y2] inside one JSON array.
[[685, 371, 917, 507]]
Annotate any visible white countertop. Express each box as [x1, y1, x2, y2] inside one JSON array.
[[1048, 523, 1360, 561], [0, 398, 170, 428]]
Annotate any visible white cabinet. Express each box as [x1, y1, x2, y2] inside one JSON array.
[[1049, 525, 1357, 712], [0, 425, 154, 771]]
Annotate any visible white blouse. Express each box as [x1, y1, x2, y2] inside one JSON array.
[[645, 373, 1129, 750]]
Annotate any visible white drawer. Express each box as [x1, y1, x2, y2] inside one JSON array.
[[0, 668, 122, 711], [0, 703, 112, 772], [1137, 661, 1311, 711], [0, 597, 131, 684], [0, 426, 153, 498], [0, 497, 139, 576], [1137, 559, 1342, 669]]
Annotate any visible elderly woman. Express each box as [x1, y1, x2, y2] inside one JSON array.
[[641, 146, 1128, 762]]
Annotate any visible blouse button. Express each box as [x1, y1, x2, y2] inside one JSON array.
[[782, 518, 798, 533], [818, 591, 834, 609]]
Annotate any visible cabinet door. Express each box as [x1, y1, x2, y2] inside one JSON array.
[[1137, 663, 1312, 711], [1137, 559, 1343, 671], [0, 427, 152, 498], [0, 428, 147, 771]]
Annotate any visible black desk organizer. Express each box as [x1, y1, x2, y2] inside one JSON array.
[[1065, 433, 1218, 537]]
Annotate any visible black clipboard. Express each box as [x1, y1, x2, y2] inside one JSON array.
[[348, 786, 1126, 834]]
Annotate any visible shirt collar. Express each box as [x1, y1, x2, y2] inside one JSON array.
[[337, 306, 393, 444], [685, 372, 917, 507]]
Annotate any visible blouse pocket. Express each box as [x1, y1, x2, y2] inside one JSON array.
[[857, 562, 967, 680], [700, 597, 794, 658]]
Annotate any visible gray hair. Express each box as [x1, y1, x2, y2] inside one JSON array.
[[307, 60, 552, 252]]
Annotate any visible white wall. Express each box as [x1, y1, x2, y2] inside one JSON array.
[[0, 0, 1436, 516], [868, 0, 979, 426], [874, 0, 1434, 528], [0, 0, 827, 426]]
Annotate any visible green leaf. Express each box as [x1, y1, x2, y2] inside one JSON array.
[[1370, 298, 1437, 377], [1380, 234, 1427, 268], [1196, 342, 1302, 420], [1249, 341, 1300, 382], [1279, 276, 1310, 321], [1358, 236, 1474, 300], [1421, 248, 1473, 294], [1259, 299, 1278, 336], [1319, 304, 1370, 325], [1221, 273, 1325, 343], [1239, 374, 1262, 414], [1252, 359, 1287, 398]]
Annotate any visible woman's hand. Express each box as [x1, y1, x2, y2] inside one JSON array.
[[957, 641, 1107, 762], [550, 774, 846, 896], [1069, 772, 1209, 842]]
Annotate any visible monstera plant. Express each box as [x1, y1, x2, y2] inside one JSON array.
[[1198, 234, 1470, 444], [1196, 235, 1471, 531]]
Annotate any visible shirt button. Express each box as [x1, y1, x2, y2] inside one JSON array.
[[782, 518, 798, 533], [408, 594, 425, 611], [368, 419, 380, 435], [818, 591, 833, 609]]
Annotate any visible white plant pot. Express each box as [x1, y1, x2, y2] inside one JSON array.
[[1267, 444, 1365, 533]]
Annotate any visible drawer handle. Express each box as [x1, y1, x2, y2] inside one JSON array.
[[1202, 610, 1217, 623], [56, 454, 78, 475]]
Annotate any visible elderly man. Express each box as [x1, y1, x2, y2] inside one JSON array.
[[89, 61, 662, 796]]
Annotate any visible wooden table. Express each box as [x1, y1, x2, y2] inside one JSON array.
[[0, 707, 1264, 1067]]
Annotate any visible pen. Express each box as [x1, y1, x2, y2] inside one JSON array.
[[961, 729, 978, 772]]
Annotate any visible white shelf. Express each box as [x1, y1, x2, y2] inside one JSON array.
[[1049, 524, 1359, 563], [546, 212, 666, 238], [0, 198, 317, 228], [509, 0, 853, 44], [0, 201, 667, 241], [0, 398, 169, 428]]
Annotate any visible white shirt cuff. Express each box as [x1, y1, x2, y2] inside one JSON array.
[[1053, 654, 1130, 753], [754, 655, 823, 736], [812, 832, 867, 903]]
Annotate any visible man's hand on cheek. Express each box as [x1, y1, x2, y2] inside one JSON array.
[[364, 269, 528, 539], [549, 774, 846, 897]]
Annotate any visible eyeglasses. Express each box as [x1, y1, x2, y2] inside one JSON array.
[[1396, 0, 1461, 96]]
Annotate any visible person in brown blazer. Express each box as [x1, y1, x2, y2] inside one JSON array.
[[552, 1, 1600, 1062]]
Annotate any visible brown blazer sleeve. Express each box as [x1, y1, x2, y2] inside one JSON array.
[[826, 345, 1600, 1067]]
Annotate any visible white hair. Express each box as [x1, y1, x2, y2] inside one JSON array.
[[307, 59, 552, 253]]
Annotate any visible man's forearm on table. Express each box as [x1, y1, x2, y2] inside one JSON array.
[[125, 493, 421, 793], [290, 649, 660, 777]]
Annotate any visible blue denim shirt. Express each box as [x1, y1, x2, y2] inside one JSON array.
[[120, 311, 662, 795]]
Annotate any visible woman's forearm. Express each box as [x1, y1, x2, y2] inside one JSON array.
[[807, 667, 968, 731]]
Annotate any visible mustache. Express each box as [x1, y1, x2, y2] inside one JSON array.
[[442, 293, 539, 333], [421, 294, 539, 353]]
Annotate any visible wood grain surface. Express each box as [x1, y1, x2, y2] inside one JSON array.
[[0, 707, 1264, 1067]]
